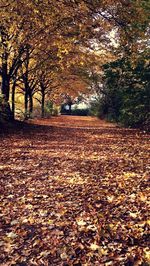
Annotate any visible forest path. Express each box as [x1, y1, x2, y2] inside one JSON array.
[[0, 116, 149, 265]]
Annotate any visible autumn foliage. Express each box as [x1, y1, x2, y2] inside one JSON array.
[[0, 0, 149, 122], [0, 1, 149, 265]]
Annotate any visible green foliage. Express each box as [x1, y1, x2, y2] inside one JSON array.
[[52, 107, 59, 116], [96, 54, 150, 129], [44, 101, 53, 117], [89, 98, 104, 118], [71, 108, 89, 116], [44, 101, 59, 117], [119, 85, 150, 127]]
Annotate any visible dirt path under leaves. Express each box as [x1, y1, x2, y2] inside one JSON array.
[[0, 116, 149, 266]]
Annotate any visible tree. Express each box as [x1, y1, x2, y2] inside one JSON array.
[[98, 52, 150, 128], [1, 0, 149, 121], [38, 70, 59, 118], [0, 0, 40, 119]]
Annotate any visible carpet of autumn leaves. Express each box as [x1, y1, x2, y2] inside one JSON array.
[[0, 116, 149, 266]]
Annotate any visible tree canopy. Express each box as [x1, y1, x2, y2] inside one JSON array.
[[0, 0, 149, 126]]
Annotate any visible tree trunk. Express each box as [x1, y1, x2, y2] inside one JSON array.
[[29, 91, 33, 117], [68, 102, 72, 114], [23, 46, 30, 120], [1, 29, 10, 102], [1, 53, 11, 101], [11, 80, 16, 120], [0, 53, 13, 121], [40, 82, 45, 118], [41, 92, 45, 118], [24, 90, 28, 120]]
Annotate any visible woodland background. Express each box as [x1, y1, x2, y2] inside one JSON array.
[[0, 0, 149, 128]]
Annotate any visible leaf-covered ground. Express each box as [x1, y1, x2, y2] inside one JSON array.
[[0, 116, 149, 266]]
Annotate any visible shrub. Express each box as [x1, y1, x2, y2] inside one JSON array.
[[52, 107, 59, 116], [71, 108, 89, 116]]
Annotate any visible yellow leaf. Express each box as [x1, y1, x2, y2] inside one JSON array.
[[76, 219, 86, 226], [90, 243, 100, 251], [129, 212, 137, 218], [48, 219, 54, 224], [60, 252, 68, 260]]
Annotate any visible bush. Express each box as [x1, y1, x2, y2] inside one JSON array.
[[71, 108, 89, 116], [119, 104, 150, 129], [52, 107, 59, 116], [44, 101, 53, 117]]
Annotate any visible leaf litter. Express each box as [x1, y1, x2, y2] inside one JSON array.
[[0, 116, 149, 265]]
